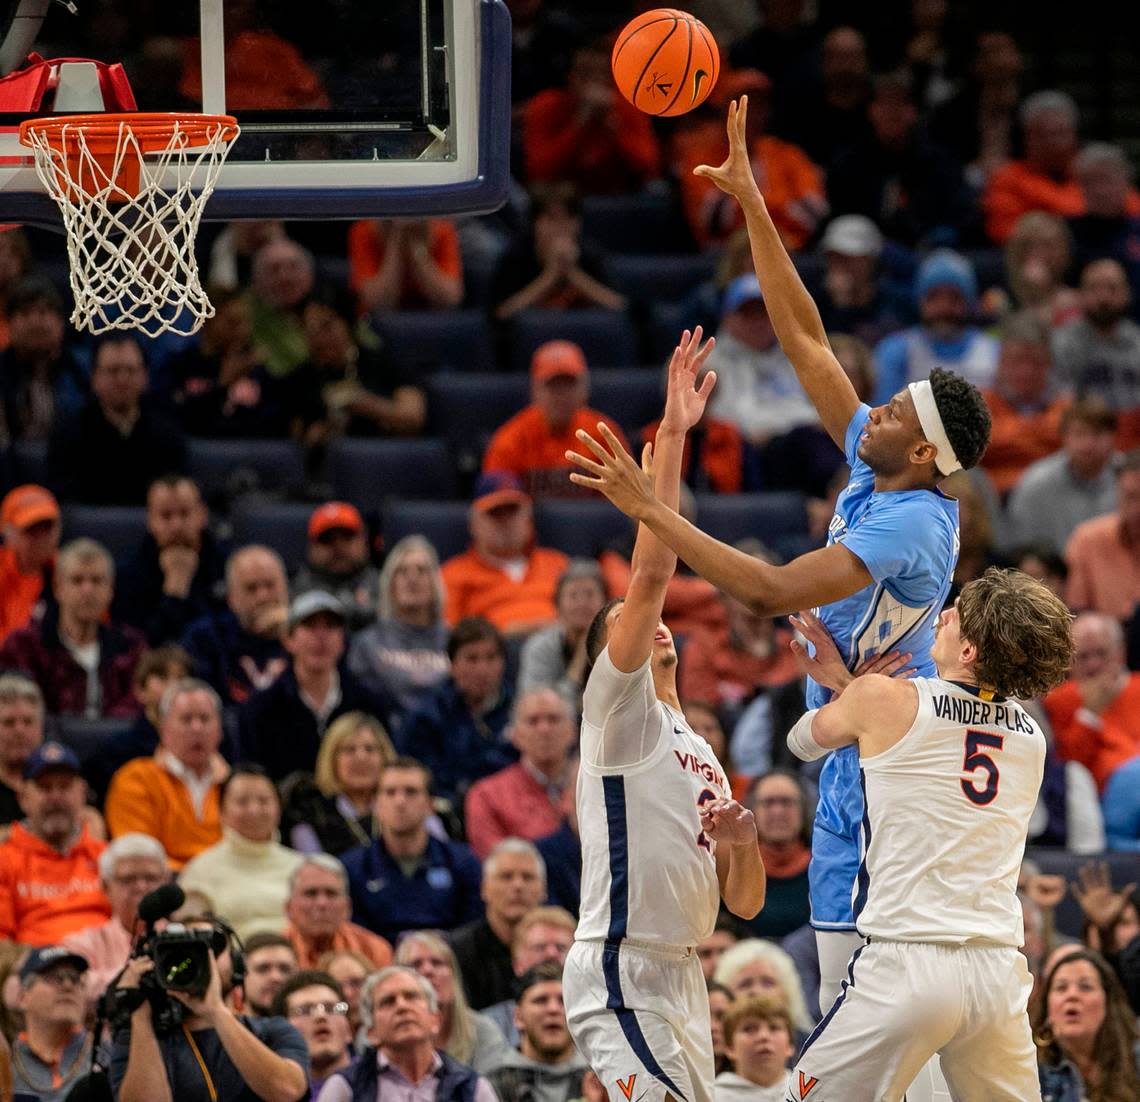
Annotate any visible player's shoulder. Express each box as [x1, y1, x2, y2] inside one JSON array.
[[843, 672, 917, 708]]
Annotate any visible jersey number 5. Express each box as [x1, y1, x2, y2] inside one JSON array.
[[960, 730, 1004, 806]]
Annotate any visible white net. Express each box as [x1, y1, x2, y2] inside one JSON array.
[[21, 114, 239, 337]]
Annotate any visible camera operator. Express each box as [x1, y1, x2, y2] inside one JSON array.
[[109, 918, 309, 1102]]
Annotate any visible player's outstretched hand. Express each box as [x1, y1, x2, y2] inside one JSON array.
[[661, 326, 717, 435], [567, 423, 658, 521], [790, 609, 913, 695], [1072, 861, 1137, 931], [693, 96, 762, 202], [700, 797, 757, 847]]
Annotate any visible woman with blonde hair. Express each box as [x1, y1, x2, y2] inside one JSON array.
[[713, 938, 814, 1038], [280, 711, 395, 855], [395, 930, 509, 1072]]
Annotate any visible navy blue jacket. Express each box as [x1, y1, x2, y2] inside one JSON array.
[[535, 821, 581, 916], [180, 608, 287, 705], [341, 833, 483, 944], [329, 1048, 479, 1102]]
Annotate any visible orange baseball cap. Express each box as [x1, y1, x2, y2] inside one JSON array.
[[0, 484, 60, 530], [308, 501, 364, 540], [473, 471, 531, 512], [531, 340, 588, 383]]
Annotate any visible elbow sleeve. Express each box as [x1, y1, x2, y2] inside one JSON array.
[[786, 709, 826, 761]]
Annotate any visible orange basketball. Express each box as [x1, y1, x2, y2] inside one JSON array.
[[611, 9, 720, 117]]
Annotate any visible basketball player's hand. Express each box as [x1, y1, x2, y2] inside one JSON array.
[[1072, 861, 1137, 931], [692, 96, 762, 202], [661, 326, 717, 434], [567, 422, 657, 520], [790, 609, 913, 694], [700, 797, 757, 847]]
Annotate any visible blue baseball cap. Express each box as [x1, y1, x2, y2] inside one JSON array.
[[473, 471, 530, 512], [19, 945, 88, 983], [22, 741, 81, 781], [915, 249, 977, 310], [722, 274, 765, 317]]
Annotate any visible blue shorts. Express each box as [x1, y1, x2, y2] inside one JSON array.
[[809, 745, 862, 930]]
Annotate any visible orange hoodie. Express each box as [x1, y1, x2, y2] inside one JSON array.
[[0, 823, 109, 945]]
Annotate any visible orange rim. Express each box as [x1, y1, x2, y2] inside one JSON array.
[[18, 112, 239, 154]]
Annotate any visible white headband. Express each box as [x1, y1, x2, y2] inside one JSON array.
[[908, 380, 961, 477]]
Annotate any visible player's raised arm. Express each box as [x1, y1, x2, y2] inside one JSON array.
[[568, 328, 714, 671], [694, 96, 860, 450]]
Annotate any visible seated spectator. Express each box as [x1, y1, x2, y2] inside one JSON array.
[[241, 591, 394, 781], [170, 287, 288, 438], [207, 221, 286, 292], [1069, 142, 1140, 302], [714, 939, 813, 1042], [11, 945, 93, 1102], [674, 70, 825, 251], [399, 618, 516, 806], [0, 673, 42, 829], [714, 996, 797, 1102], [246, 236, 316, 378], [685, 701, 750, 802], [395, 931, 510, 1073], [282, 712, 395, 856], [741, 771, 811, 939], [481, 905, 577, 1049], [987, 212, 1081, 330], [0, 278, 87, 447], [980, 311, 1071, 496], [815, 215, 910, 348], [341, 757, 482, 943], [709, 981, 734, 1076], [486, 963, 586, 1102], [483, 341, 628, 499], [535, 756, 581, 913], [272, 970, 354, 1097], [347, 535, 450, 722], [114, 475, 228, 645], [1005, 399, 1117, 554], [640, 407, 744, 495], [465, 690, 575, 859], [349, 218, 463, 312], [1054, 259, 1140, 444], [1044, 612, 1140, 791], [319, 949, 370, 1037], [0, 537, 145, 718], [1104, 755, 1140, 850], [491, 183, 625, 321], [284, 855, 393, 970], [0, 483, 59, 645], [517, 560, 607, 714], [873, 250, 1000, 404], [679, 542, 800, 718], [86, 643, 192, 802], [0, 742, 109, 945], [522, 39, 659, 196], [827, 70, 971, 247], [46, 335, 187, 506], [179, 764, 304, 940], [61, 833, 168, 1000], [1032, 949, 1140, 1099], [985, 91, 1140, 244], [293, 503, 379, 634], [104, 678, 227, 869], [452, 838, 548, 1010], [237, 932, 300, 1017], [285, 282, 427, 449], [1014, 545, 1069, 599], [1065, 450, 1140, 619], [181, 543, 290, 704], [698, 916, 743, 985]]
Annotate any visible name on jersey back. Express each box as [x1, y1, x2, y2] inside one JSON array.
[[931, 692, 1036, 734]]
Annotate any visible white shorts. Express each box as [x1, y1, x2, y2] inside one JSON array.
[[564, 938, 713, 1102], [789, 939, 1039, 1102]]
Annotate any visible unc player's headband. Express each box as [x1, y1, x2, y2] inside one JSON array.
[[908, 380, 962, 477]]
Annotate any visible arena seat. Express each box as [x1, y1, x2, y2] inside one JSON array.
[[53, 716, 134, 768], [381, 500, 471, 563], [508, 309, 641, 372], [604, 252, 718, 304], [61, 506, 147, 562], [427, 373, 529, 475], [375, 309, 495, 374], [695, 492, 812, 561], [328, 437, 458, 507], [581, 192, 690, 254], [589, 368, 664, 435], [10, 440, 48, 485], [228, 502, 314, 573], [648, 302, 690, 363], [534, 499, 632, 559], [187, 438, 306, 502]]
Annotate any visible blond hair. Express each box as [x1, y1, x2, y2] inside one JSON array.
[[722, 995, 794, 1048], [394, 931, 477, 1063], [313, 712, 396, 797]]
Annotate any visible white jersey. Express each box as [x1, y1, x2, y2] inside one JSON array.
[[855, 677, 1045, 946], [575, 648, 726, 948]]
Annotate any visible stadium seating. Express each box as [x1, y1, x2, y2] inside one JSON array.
[[327, 437, 458, 507], [581, 192, 692, 254], [604, 253, 718, 304], [695, 492, 813, 561], [427, 373, 529, 476], [10, 440, 48, 486], [61, 506, 147, 562], [53, 716, 134, 768], [649, 302, 690, 363], [187, 438, 306, 503], [381, 500, 471, 563], [533, 499, 631, 559], [508, 309, 641, 372], [228, 501, 315, 573], [375, 309, 496, 374], [588, 368, 664, 435]]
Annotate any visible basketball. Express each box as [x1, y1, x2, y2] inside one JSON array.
[[611, 9, 720, 117]]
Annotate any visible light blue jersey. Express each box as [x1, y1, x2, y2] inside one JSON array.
[[809, 404, 959, 929]]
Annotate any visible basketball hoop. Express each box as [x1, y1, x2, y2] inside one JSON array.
[[19, 112, 239, 337]]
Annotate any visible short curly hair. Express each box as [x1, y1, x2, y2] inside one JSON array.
[[929, 367, 992, 471]]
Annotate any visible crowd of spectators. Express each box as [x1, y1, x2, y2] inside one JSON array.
[[0, 0, 1139, 1098]]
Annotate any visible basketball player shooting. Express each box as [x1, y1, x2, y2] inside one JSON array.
[[561, 327, 765, 1102], [566, 95, 994, 1085], [783, 569, 1074, 1100]]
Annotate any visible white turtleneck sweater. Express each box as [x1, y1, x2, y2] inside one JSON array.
[[178, 827, 304, 940]]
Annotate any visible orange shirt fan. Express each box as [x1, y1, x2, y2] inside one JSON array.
[[611, 9, 720, 117]]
